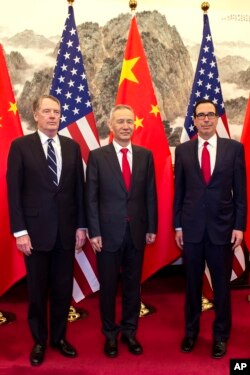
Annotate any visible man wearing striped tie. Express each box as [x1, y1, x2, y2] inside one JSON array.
[[7, 95, 86, 366]]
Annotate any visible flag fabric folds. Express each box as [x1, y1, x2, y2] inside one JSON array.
[[181, 13, 245, 298], [0, 44, 26, 296], [115, 16, 180, 281], [241, 96, 250, 251], [50, 5, 100, 302]]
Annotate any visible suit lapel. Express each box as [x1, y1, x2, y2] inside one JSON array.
[[190, 139, 203, 181], [30, 132, 58, 190], [212, 137, 227, 179], [104, 143, 127, 192], [130, 145, 141, 195], [58, 135, 67, 189]]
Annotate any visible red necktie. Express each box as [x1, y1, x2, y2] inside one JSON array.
[[121, 148, 131, 191], [201, 141, 211, 184]]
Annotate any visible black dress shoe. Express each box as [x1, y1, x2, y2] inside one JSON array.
[[181, 336, 197, 353], [121, 335, 143, 355], [30, 344, 46, 366], [104, 338, 118, 358], [212, 340, 226, 359], [51, 339, 77, 357]]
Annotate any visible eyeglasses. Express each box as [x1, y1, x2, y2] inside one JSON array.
[[195, 112, 217, 120]]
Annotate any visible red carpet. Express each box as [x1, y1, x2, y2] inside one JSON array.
[[1, 269, 250, 375]]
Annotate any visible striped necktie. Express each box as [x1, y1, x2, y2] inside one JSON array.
[[47, 138, 58, 186]]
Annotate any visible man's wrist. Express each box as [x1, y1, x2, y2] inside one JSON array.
[[14, 230, 28, 238]]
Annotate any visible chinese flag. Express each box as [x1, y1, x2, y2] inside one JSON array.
[[241, 95, 250, 251], [0, 44, 26, 296], [115, 17, 180, 281]]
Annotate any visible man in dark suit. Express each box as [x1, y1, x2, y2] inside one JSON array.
[[7, 95, 86, 366], [174, 99, 246, 359], [86, 104, 157, 358]]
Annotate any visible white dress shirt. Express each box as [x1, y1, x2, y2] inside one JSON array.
[[112, 140, 133, 171], [198, 133, 217, 174], [14, 131, 62, 238]]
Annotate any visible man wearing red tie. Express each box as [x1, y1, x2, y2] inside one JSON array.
[[174, 99, 246, 358], [86, 104, 157, 358]]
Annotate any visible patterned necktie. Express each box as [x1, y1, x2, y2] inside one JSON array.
[[201, 141, 211, 184], [47, 138, 58, 186], [120, 148, 131, 191]]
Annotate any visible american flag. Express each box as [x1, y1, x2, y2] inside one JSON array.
[[50, 5, 100, 302], [181, 13, 245, 298]]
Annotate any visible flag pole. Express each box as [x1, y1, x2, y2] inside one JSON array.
[[56, 0, 89, 323], [127, 0, 156, 318], [198, 2, 214, 312], [243, 92, 250, 302]]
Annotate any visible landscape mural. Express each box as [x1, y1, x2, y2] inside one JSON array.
[[0, 0, 249, 150]]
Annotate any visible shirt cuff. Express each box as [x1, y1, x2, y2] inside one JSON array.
[[13, 230, 28, 238]]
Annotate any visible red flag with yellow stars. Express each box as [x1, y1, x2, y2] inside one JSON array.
[[0, 44, 25, 296], [116, 16, 180, 281], [241, 96, 250, 252]]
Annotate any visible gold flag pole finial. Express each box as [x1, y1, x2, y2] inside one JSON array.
[[129, 0, 137, 12], [67, 0, 74, 5], [201, 2, 210, 13]]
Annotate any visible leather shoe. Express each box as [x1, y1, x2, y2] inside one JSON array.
[[30, 343, 46, 366], [212, 340, 226, 359], [104, 338, 118, 358], [51, 339, 77, 357], [121, 335, 143, 355], [181, 336, 197, 353]]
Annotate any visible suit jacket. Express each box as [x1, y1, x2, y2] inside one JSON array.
[[86, 143, 157, 251], [174, 137, 246, 245], [7, 132, 86, 251]]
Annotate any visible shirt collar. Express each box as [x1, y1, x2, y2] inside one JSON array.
[[37, 129, 59, 146], [112, 140, 132, 154], [198, 134, 217, 149]]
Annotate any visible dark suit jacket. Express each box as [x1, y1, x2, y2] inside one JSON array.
[[174, 137, 246, 245], [86, 143, 157, 251], [7, 132, 86, 251]]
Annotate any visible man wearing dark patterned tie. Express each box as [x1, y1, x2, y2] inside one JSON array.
[[6, 95, 86, 366], [86, 104, 157, 358], [174, 99, 246, 359]]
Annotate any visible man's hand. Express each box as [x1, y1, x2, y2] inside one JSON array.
[[90, 236, 102, 253], [146, 233, 156, 245], [16, 234, 33, 256], [231, 229, 243, 250], [75, 229, 87, 252], [175, 230, 183, 250]]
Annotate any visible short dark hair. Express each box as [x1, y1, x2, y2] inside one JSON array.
[[33, 94, 61, 113], [193, 99, 218, 117]]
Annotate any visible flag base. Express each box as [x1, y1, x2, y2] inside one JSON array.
[[139, 301, 156, 317], [202, 297, 214, 311], [67, 306, 88, 322], [0, 311, 16, 325]]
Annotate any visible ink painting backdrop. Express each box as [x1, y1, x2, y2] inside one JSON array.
[[0, 0, 249, 148]]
